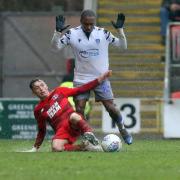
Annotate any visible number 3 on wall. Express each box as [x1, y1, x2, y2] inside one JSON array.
[[120, 104, 137, 128]]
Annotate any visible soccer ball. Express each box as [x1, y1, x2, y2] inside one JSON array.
[[101, 134, 122, 152]]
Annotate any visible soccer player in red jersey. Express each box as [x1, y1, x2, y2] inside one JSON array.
[[26, 70, 111, 152]]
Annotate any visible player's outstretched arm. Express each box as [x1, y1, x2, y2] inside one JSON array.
[[51, 15, 71, 52], [62, 70, 112, 97], [109, 13, 127, 49], [98, 70, 112, 83]]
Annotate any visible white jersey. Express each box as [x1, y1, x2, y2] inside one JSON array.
[[51, 26, 127, 83]]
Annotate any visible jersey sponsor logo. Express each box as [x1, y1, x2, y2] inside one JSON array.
[[47, 102, 61, 118], [79, 49, 99, 58]]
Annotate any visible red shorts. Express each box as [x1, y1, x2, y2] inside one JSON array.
[[52, 120, 81, 144]]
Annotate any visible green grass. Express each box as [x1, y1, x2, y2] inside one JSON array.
[[0, 139, 180, 180]]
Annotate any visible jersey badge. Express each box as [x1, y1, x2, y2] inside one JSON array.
[[52, 94, 59, 100], [95, 39, 100, 44]]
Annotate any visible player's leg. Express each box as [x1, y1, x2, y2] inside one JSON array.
[[52, 139, 86, 152], [74, 99, 92, 121], [83, 140, 103, 152], [52, 116, 102, 152], [52, 139, 67, 151], [52, 122, 88, 152], [69, 112, 92, 132], [74, 99, 87, 117], [101, 100, 133, 145], [69, 112, 103, 151], [94, 80, 133, 145], [69, 112, 100, 146], [73, 81, 90, 121], [101, 100, 124, 130]]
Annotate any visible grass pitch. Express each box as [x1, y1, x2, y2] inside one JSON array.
[[0, 138, 180, 180]]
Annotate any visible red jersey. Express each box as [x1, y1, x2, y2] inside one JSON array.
[[33, 79, 99, 148]]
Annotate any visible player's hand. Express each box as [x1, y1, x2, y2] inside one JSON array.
[[56, 15, 70, 32], [22, 146, 38, 152], [98, 70, 112, 83], [111, 13, 125, 29]]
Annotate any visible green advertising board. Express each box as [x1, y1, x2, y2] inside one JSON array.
[[0, 98, 53, 139]]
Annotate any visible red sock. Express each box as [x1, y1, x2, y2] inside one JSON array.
[[76, 119, 92, 134], [64, 144, 82, 151]]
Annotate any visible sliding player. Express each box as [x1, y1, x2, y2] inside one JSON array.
[[26, 71, 111, 152]]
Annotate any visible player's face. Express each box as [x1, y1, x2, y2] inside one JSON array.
[[81, 16, 96, 33], [32, 80, 49, 100]]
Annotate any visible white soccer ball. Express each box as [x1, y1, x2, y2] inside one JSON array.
[[101, 134, 122, 152]]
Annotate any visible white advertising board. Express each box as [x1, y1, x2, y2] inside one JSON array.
[[102, 98, 141, 133], [163, 99, 180, 138]]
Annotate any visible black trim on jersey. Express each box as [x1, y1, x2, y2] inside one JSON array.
[[65, 33, 70, 40], [104, 29, 108, 34], [66, 30, 71, 34], [103, 29, 111, 40], [60, 38, 65, 44], [111, 38, 115, 43], [106, 32, 110, 40], [84, 31, 91, 39]]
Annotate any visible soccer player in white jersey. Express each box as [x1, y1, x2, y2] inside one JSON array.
[[51, 9, 133, 145]]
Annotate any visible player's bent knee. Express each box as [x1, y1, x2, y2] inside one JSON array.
[[52, 140, 66, 152], [113, 106, 120, 114], [106, 104, 118, 113], [69, 112, 81, 123], [52, 144, 64, 152]]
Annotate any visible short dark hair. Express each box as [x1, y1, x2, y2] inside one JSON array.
[[80, 9, 96, 21], [29, 78, 40, 90]]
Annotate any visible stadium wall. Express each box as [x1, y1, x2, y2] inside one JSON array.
[[0, 12, 80, 98]]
